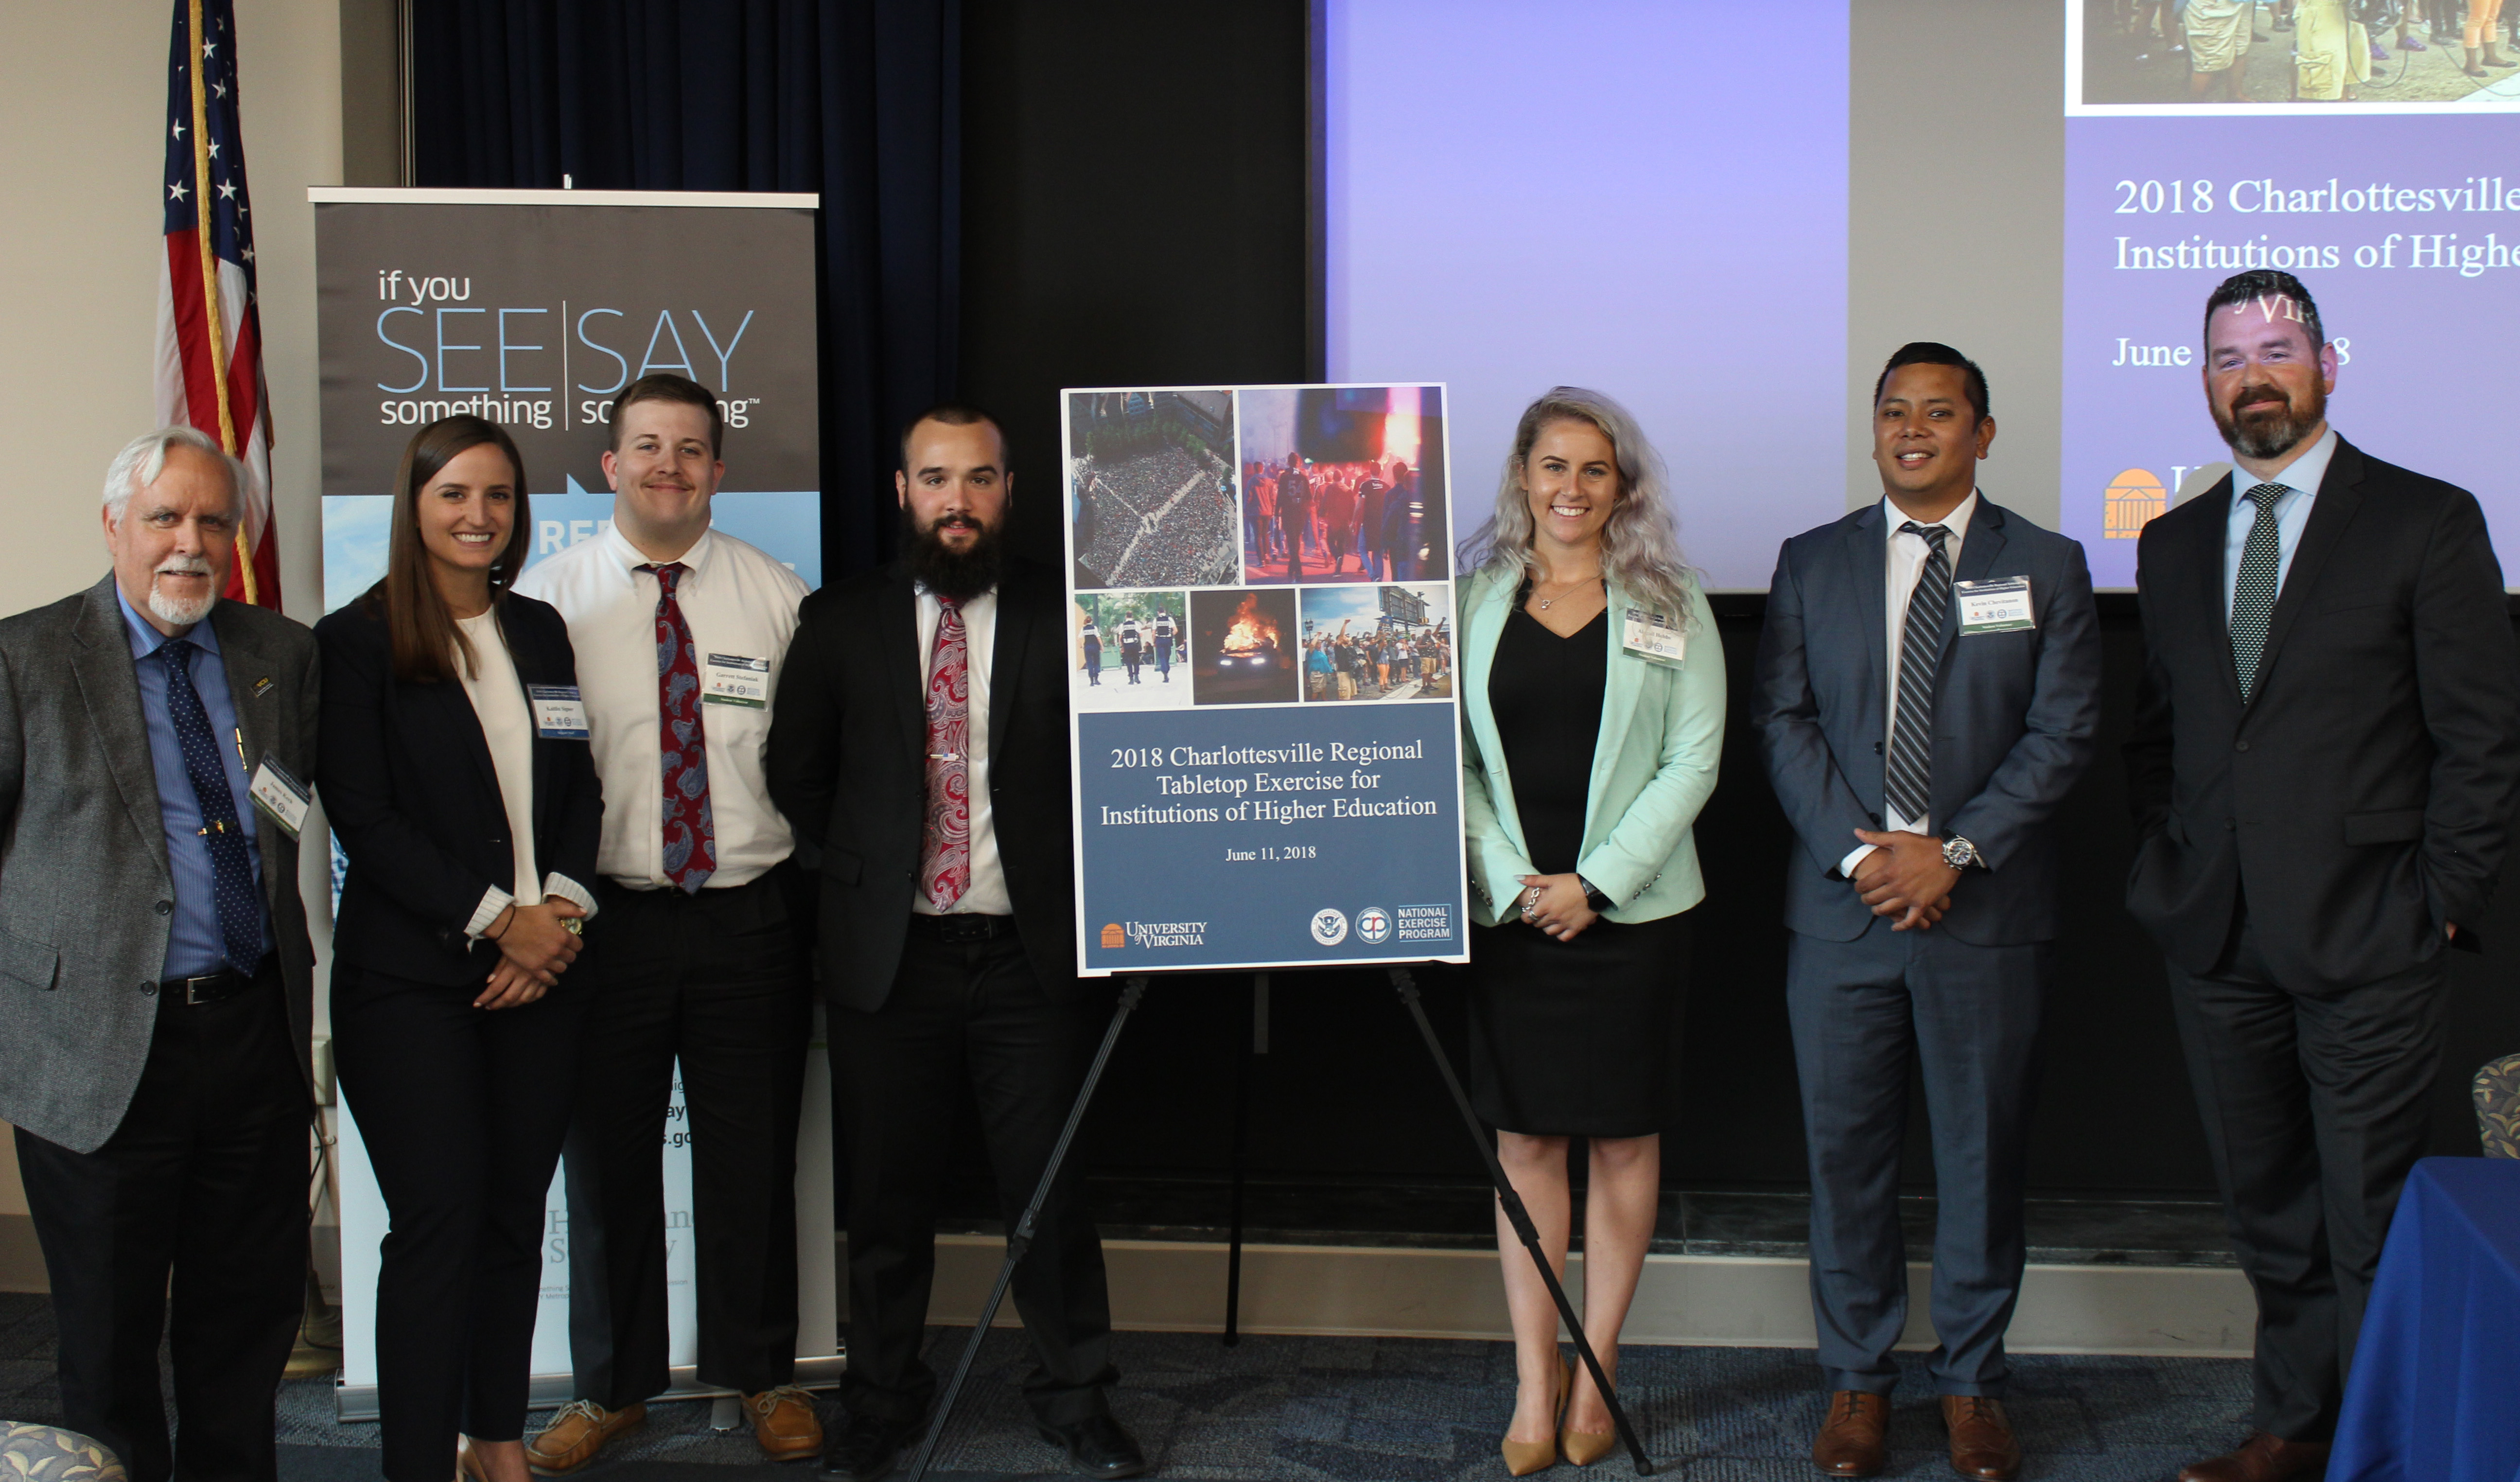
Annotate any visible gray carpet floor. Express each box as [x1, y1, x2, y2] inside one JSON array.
[[1, 1290, 2260, 1482]]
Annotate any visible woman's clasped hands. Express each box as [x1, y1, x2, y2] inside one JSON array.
[[475, 897, 588, 1009]]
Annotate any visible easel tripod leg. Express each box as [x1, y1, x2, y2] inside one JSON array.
[[1387, 966, 1654, 1475], [901, 975, 1151, 1482]]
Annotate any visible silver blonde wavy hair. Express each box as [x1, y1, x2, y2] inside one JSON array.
[[1459, 386, 1695, 622]]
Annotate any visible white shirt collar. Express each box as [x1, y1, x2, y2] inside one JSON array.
[[2234, 426, 2338, 504], [1882, 487, 1980, 543], [602, 520, 715, 575]]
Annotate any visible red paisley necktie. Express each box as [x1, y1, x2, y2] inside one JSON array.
[[640, 562, 716, 894], [921, 597, 971, 910]]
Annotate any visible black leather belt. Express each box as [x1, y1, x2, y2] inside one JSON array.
[[165, 955, 274, 1006], [908, 913, 1015, 943]]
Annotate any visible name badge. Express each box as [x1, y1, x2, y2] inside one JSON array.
[[528, 684, 590, 739], [1954, 577, 2035, 634], [248, 755, 311, 839], [1621, 607, 1686, 666], [701, 653, 770, 708]]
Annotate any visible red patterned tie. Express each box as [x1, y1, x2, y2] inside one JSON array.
[[920, 598, 971, 910], [641, 563, 716, 894]]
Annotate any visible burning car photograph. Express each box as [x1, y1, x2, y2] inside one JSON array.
[[1189, 587, 1300, 706]]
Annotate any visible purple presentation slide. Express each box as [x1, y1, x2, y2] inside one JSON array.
[[1323, 0, 1851, 591], [2063, 114, 2520, 589]]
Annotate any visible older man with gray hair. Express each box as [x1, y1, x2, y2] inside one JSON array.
[[0, 427, 319, 1482]]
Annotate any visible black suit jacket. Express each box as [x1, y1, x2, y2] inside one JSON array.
[[1752, 498, 2103, 946], [2124, 436, 2520, 987], [315, 592, 603, 988], [767, 557, 1079, 1012]]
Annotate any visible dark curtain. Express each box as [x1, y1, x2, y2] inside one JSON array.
[[411, 0, 960, 577]]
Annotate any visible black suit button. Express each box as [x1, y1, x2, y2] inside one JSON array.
[[154, 899, 172, 916], [2225, 818, 2236, 831], [2234, 740, 2250, 752], [140, 981, 157, 996]]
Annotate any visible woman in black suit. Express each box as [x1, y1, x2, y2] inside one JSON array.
[[317, 416, 602, 1482]]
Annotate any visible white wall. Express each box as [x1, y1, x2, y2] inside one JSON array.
[[0, 0, 342, 1241]]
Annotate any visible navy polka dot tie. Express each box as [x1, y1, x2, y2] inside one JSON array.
[[2229, 483, 2286, 703], [157, 639, 265, 972]]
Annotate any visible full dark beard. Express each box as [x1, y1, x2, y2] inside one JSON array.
[[905, 508, 1005, 603], [2213, 382, 2327, 462]]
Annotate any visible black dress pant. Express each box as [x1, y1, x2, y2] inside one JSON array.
[[332, 964, 590, 1479], [15, 968, 307, 1482], [562, 870, 812, 1404], [832, 922, 1117, 1428], [2167, 911, 2450, 1442]]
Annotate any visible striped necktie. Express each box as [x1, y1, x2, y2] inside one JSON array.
[[1886, 522, 1952, 829], [2229, 483, 2287, 703]]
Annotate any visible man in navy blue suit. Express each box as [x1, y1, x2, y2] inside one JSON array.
[[1753, 344, 2103, 1481]]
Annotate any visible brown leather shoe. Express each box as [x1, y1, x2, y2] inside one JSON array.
[[1941, 1396, 2021, 1481], [1811, 1390, 1890, 1477], [745, 1386, 825, 1462], [2176, 1431, 2333, 1482], [525, 1400, 647, 1475]]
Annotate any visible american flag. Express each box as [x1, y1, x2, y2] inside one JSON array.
[[159, 0, 278, 607]]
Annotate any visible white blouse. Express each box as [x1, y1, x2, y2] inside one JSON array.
[[455, 609, 595, 939]]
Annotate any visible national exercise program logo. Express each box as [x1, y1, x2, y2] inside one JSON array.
[[1356, 906, 1392, 945], [1310, 908, 1349, 946]]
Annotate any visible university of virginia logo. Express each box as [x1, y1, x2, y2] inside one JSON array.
[[1111, 920, 1206, 949], [2103, 468, 2165, 540]]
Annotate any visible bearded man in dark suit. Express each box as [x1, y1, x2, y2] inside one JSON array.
[[2125, 269, 2520, 1482]]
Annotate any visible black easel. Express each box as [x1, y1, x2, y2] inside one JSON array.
[[1389, 965, 1655, 1475], [902, 976, 1150, 1482], [1222, 971, 1265, 1346]]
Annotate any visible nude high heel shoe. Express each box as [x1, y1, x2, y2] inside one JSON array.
[[1561, 1354, 1621, 1467], [455, 1437, 492, 1482], [1501, 1356, 1574, 1476]]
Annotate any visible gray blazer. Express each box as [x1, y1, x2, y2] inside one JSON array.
[[1751, 498, 2102, 947], [0, 576, 319, 1153]]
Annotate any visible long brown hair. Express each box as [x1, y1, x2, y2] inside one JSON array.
[[367, 416, 532, 683]]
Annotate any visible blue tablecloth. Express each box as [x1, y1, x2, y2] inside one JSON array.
[[2331, 1156, 2520, 1482]]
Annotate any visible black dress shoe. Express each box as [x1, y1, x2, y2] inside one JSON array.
[[820, 1411, 925, 1482], [1035, 1414, 1149, 1479]]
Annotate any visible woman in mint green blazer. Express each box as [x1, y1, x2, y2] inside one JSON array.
[[1457, 387, 1724, 1474]]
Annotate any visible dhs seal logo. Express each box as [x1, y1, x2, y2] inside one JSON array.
[[1356, 906, 1392, 945], [1310, 908, 1349, 946]]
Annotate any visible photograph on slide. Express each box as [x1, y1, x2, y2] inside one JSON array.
[[2073, 0, 2520, 110], [1071, 588, 1190, 711], [1297, 583, 1455, 704], [1067, 388, 1240, 590], [1188, 587, 1302, 707], [1238, 385, 1447, 586]]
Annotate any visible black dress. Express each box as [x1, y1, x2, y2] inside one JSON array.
[[1467, 600, 1691, 1137]]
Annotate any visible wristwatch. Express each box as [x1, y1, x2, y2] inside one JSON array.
[[1577, 876, 1612, 913], [1942, 836, 1982, 871]]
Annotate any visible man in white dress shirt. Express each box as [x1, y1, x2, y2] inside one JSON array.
[[515, 373, 822, 1466]]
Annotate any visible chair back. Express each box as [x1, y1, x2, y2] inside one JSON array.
[[2476, 1053, 2520, 1159], [0, 1424, 126, 1482]]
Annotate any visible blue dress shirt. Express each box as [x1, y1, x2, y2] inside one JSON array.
[[118, 591, 272, 978], [2222, 427, 2337, 623]]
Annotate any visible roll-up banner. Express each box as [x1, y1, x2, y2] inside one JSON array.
[[309, 188, 834, 1416], [1063, 385, 1470, 973]]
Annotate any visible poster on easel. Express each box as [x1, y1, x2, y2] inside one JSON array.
[[1062, 384, 1469, 974], [310, 187, 835, 1416]]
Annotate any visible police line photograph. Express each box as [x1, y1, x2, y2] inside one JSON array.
[[8, 5, 2520, 1482]]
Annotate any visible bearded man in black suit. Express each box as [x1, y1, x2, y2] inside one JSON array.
[[2125, 269, 2520, 1482]]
